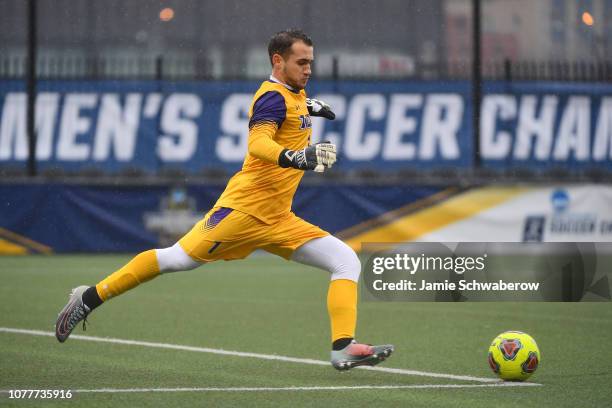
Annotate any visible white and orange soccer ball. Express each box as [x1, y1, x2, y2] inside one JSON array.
[[488, 331, 540, 381]]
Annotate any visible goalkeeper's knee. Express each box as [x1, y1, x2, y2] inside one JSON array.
[[330, 246, 361, 283], [156, 243, 200, 273]]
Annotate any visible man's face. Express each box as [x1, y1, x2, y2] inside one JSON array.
[[277, 41, 313, 90]]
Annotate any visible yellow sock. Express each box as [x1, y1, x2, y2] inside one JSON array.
[[95, 249, 160, 301], [327, 279, 358, 343]]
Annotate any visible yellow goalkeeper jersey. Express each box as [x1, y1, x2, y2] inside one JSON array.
[[214, 79, 312, 224]]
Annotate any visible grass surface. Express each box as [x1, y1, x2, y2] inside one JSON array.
[[1, 254, 611, 407]]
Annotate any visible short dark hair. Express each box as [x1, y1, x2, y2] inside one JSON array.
[[267, 29, 313, 65]]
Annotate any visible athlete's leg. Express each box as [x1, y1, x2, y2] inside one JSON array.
[[291, 235, 360, 346], [260, 214, 359, 346], [290, 234, 394, 370], [156, 242, 202, 273], [96, 242, 201, 301], [290, 235, 360, 282], [94, 207, 259, 305], [57, 207, 266, 343], [55, 242, 201, 342]]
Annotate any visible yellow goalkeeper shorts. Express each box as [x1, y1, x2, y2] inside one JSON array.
[[179, 207, 329, 262]]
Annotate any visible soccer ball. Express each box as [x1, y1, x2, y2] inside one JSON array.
[[487, 331, 540, 381]]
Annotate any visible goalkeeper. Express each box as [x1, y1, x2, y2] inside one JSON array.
[[55, 29, 393, 371]]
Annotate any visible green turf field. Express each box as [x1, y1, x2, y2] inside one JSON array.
[[1, 254, 611, 407]]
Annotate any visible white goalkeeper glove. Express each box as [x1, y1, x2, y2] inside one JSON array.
[[278, 141, 336, 172], [306, 98, 336, 120]]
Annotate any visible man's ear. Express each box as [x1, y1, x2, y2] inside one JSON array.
[[272, 53, 284, 67]]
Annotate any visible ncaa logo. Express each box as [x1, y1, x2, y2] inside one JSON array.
[[551, 189, 569, 213]]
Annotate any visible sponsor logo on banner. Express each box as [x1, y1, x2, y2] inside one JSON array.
[[143, 188, 202, 246]]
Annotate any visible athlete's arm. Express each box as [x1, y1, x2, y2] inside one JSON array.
[[247, 90, 336, 170], [247, 91, 287, 165], [248, 121, 285, 164], [248, 122, 336, 171]]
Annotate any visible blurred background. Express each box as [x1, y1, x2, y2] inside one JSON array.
[[0, 0, 611, 254], [1, 0, 611, 80]]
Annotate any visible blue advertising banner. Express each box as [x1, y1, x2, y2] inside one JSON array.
[[0, 183, 442, 253], [0, 80, 610, 173]]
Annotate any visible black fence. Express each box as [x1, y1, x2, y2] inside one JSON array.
[[482, 60, 612, 82], [1, 54, 611, 82]]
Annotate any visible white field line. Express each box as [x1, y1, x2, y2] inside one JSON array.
[[0, 383, 542, 395], [0, 327, 532, 385]]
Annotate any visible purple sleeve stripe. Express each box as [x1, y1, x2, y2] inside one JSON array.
[[249, 91, 286, 128]]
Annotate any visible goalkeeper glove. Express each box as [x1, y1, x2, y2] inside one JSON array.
[[306, 98, 336, 120], [278, 141, 336, 172]]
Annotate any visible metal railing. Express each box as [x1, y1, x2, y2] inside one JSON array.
[[1, 53, 610, 81]]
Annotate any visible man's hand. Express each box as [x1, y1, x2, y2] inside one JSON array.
[[306, 98, 336, 120], [278, 142, 337, 171]]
